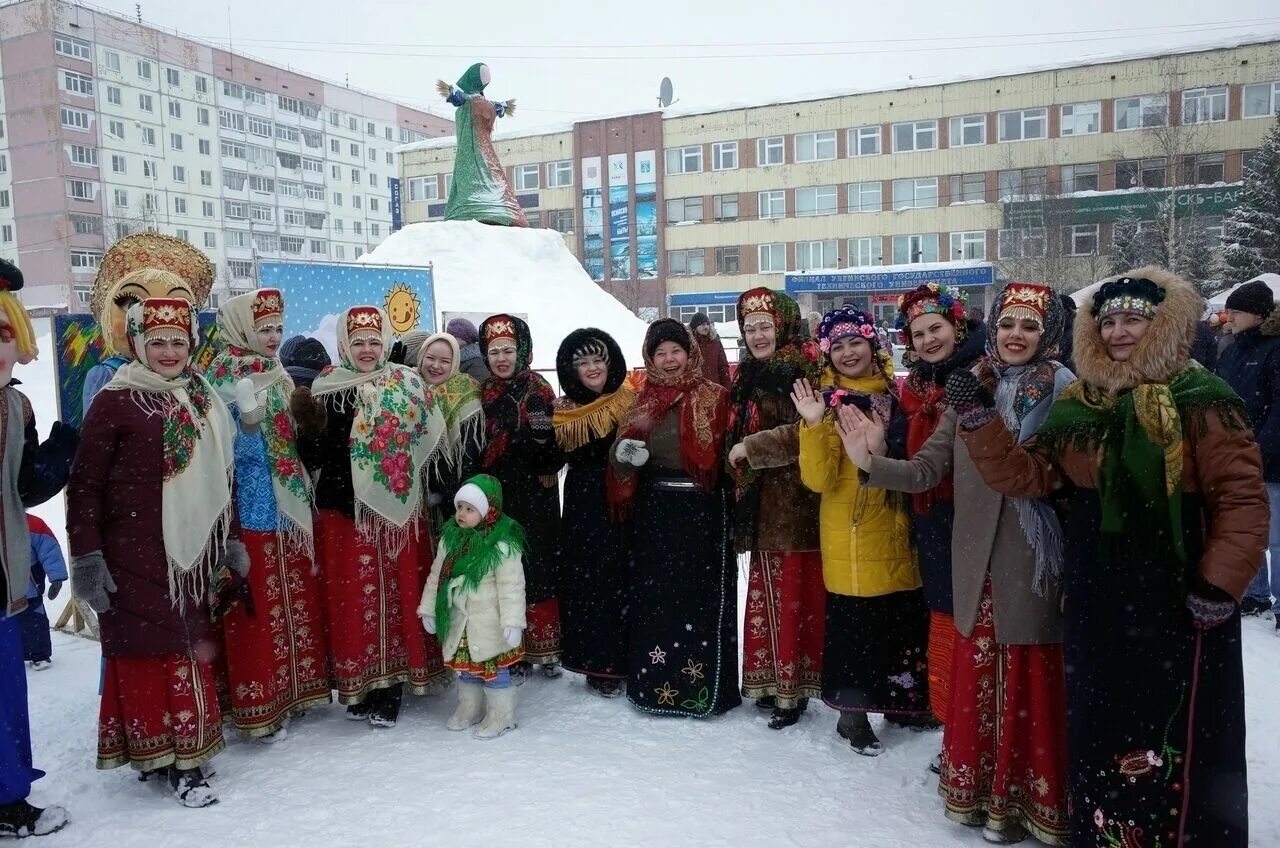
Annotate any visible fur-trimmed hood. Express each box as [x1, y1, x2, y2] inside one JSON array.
[[1073, 265, 1204, 394]]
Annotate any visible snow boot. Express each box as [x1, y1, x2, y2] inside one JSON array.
[[587, 677, 623, 698], [446, 682, 485, 731], [929, 751, 943, 774], [840, 713, 883, 757], [345, 700, 372, 721], [0, 800, 70, 838], [754, 695, 776, 710], [509, 660, 531, 687], [768, 707, 802, 730], [474, 686, 518, 739], [983, 822, 1028, 844], [541, 662, 563, 679], [259, 722, 288, 744], [169, 768, 218, 808], [1240, 596, 1270, 617], [28, 660, 51, 672], [367, 684, 404, 728]]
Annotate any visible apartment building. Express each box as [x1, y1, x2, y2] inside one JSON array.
[[0, 0, 452, 309], [399, 36, 1280, 322]]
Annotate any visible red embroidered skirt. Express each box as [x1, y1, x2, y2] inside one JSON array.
[[939, 581, 1069, 845], [97, 654, 225, 772], [523, 599, 561, 664], [317, 509, 444, 704], [742, 550, 825, 708], [928, 610, 956, 724], [222, 530, 333, 737]]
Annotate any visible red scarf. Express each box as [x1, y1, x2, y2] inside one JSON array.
[[899, 375, 951, 515]]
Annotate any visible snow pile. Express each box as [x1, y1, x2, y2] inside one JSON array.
[[361, 221, 650, 375]]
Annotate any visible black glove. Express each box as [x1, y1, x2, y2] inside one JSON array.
[[944, 370, 994, 410], [46, 580, 63, 601], [71, 551, 116, 613]]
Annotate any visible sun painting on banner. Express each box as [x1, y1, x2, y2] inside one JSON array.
[[384, 282, 421, 335]]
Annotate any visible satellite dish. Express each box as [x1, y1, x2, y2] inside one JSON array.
[[658, 77, 675, 108]]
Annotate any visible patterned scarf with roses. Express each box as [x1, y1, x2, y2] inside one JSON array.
[[312, 306, 445, 557], [206, 307, 315, 558]]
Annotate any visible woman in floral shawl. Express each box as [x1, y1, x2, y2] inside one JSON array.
[[293, 305, 446, 728], [724, 288, 824, 730], [206, 289, 331, 742]]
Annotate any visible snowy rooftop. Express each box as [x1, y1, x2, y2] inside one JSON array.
[[397, 31, 1280, 154]]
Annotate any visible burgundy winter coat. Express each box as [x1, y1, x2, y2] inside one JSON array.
[[66, 389, 220, 658]]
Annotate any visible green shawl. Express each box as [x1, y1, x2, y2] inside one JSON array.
[[435, 499, 526, 639], [1034, 362, 1248, 566]]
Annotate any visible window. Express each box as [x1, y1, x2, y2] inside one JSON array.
[[223, 81, 244, 99], [226, 230, 250, 248], [278, 94, 301, 113], [107, 119, 125, 139], [1244, 82, 1280, 118], [712, 141, 738, 171], [203, 232, 216, 249], [330, 138, 341, 154], [173, 197, 187, 215], [849, 237, 883, 268], [1182, 86, 1227, 124], [352, 196, 362, 210], [1115, 95, 1167, 130], [172, 165, 185, 182], [892, 177, 938, 210], [276, 152, 302, 170], [107, 86, 122, 106], [282, 208, 306, 226], [202, 200, 214, 217], [369, 148, 377, 162], [1066, 224, 1099, 256], [334, 245, 346, 260], [104, 50, 121, 72], [200, 170, 212, 186], [221, 141, 247, 159], [353, 221, 363, 235], [667, 249, 705, 276], [143, 192, 158, 211], [333, 192, 343, 206], [140, 159, 156, 179], [666, 197, 703, 224], [759, 243, 786, 273], [112, 189, 128, 207], [998, 167, 1047, 200], [795, 131, 837, 162], [713, 246, 740, 274], [757, 136, 784, 166], [66, 179, 96, 201], [713, 194, 738, 221], [220, 110, 246, 131], [1186, 153, 1225, 185], [70, 250, 102, 271], [1060, 163, 1099, 193], [279, 181, 303, 198], [309, 239, 327, 254], [0, 191, 8, 209], [515, 164, 539, 191], [891, 233, 939, 264], [665, 145, 703, 175], [848, 181, 882, 213], [1, 225, 11, 245], [758, 190, 786, 219], [408, 176, 439, 202], [1115, 158, 1165, 189], [848, 125, 881, 157], [796, 185, 838, 216], [280, 236, 304, 255], [195, 76, 208, 94], [893, 120, 937, 152], [950, 230, 986, 260], [1060, 101, 1101, 136], [305, 184, 325, 200], [0, 154, 5, 174], [998, 228, 1047, 259], [54, 34, 91, 60], [165, 67, 180, 87], [166, 100, 182, 120], [224, 200, 248, 219], [350, 168, 361, 184], [249, 175, 275, 193], [199, 139, 211, 155], [247, 116, 271, 137], [547, 161, 573, 188], [332, 219, 344, 234], [67, 214, 99, 236], [245, 88, 267, 106], [250, 204, 274, 223], [303, 158, 323, 174], [796, 239, 838, 271], [229, 260, 254, 279], [66, 144, 97, 166], [169, 132, 183, 151], [949, 172, 986, 204], [136, 93, 154, 113], [136, 60, 152, 80], [60, 71, 93, 96], [349, 143, 360, 157], [252, 233, 278, 253], [386, 151, 394, 165], [950, 114, 985, 147], [141, 127, 156, 147], [365, 121, 376, 136], [998, 108, 1047, 142], [60, 107, 91, 131]]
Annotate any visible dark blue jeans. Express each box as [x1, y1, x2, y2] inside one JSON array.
[[14, 604, 51, 664], [1245, 481, 1280, 613]]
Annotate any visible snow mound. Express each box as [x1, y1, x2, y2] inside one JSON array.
[[361, 222, 650, 374]]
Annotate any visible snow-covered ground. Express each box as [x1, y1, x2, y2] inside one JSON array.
[[17, 320, 1280, 847]]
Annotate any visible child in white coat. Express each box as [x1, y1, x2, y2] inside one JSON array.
[[420, 474, 527, 738]]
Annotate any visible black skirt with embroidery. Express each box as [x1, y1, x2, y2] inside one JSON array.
[[820, 589, 931, 716]]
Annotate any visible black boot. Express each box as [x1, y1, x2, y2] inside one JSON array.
[[345, 697, 372, 721], [768, 706, 802, 730], [168, 767, 218, 808], [510, 660, 531, 687], [887, 713, 941, 731], [754, 695, 776, 710], [838, 712, 884, 757], [368, 684, 403, 728], [587, 677, 623, 698], [0, 799, 70, 838]]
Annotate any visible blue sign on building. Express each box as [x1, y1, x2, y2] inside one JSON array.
[[786, 264, 996, 294], [669, 291, 742, 306], [389, 178, 403, 232]]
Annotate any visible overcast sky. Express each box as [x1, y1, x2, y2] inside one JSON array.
[[104, 0, 1280, 128]]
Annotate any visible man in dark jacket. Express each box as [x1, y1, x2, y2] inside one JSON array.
[[689, 313, 731, 388], [447, 318, 491, 383], [279, 335, 330, 389], [1216, 278, 1280, 622]]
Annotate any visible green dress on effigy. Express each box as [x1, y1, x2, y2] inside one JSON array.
[[438, 63, 527, 227]]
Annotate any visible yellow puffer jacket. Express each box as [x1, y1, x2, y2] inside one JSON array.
[[797, 373, 920, 598]]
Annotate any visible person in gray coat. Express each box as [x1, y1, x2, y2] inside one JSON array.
[[448, 318, 491, 383]]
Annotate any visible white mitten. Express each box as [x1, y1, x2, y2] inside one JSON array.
[[503, 626, 524, 648], [421, 614, 437, 634], [235, 378, 265, 427], [615, 438, 650, 467]]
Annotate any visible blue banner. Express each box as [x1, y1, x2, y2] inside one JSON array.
[[669, 291, 741, 306], [389, 177, 402, 232], [258, 261, 436, 341], [786, 264, 995, 294], [609, 184, 631, 280], [634, 151, 657, 279]]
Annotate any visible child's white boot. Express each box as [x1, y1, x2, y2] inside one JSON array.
[[446, 682, 485, 731], [474, 686, 518, 739]]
